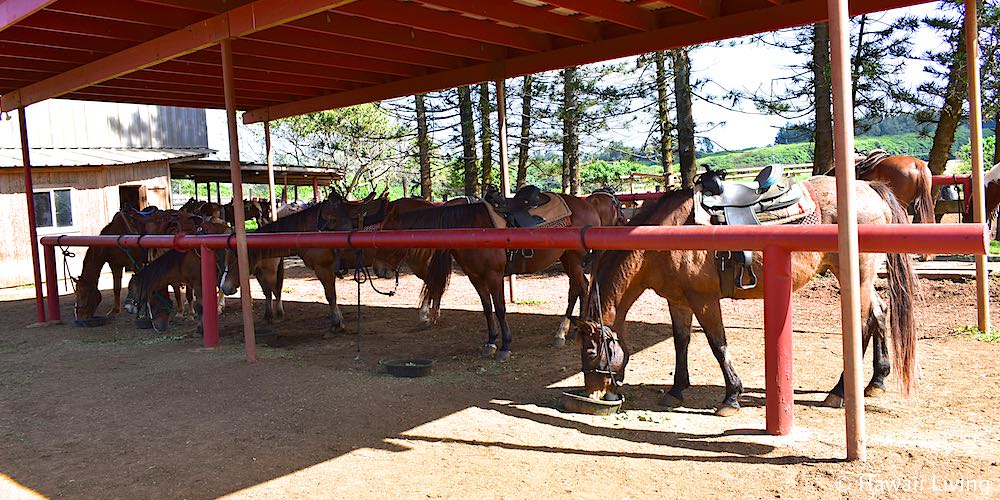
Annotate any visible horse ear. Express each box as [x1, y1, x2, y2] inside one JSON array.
[[573, 319, 598, 335]]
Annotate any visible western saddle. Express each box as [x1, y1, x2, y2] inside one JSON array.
[[697, 165, 806, 297], [483, 184, 552, 229]]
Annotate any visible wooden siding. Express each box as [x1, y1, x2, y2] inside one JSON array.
[[0, 160, 171, 288]]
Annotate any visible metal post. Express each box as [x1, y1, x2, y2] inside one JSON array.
[[966, 0, 991, 335], [19, 107, 46, 323], [764, 247, 793, 435], [43, 244, 60, 322], [265, 121, 278, 222], [313, 177, 319, 203], [200, 245, 219, 348], [496, 78, 518, 302], [221, 38, 257, 362], [194, 181, 199, 201], [216, 181, 222, 204], [828, 0, 866, 460]]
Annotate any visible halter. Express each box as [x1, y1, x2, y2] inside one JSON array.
[[579, 249, 624, 388]]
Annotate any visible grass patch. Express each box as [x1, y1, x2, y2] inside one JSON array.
[[136, 335, 188, 346], [514, 299, 545, 306], [953, 325, 1000, 342], [245, 219, 259, 232], [990, 240, 1000, 255]]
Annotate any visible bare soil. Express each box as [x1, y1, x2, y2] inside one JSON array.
[[0, 261, 998, 499]]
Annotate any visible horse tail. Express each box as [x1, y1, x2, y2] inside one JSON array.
[[912, 162, 935, 224], [873, 183, 919, 395], [419, 250, 452, 312]]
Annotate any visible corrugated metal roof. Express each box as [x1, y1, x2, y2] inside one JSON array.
[[0, 147, 211, 168]]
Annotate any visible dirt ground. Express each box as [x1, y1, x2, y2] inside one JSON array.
[[0, 260, 998, 499]]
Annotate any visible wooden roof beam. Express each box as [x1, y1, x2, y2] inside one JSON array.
[[243, 0, 921, 123], [0, 0, 359, 112], [0, 0, 57, 32], [658, 0, 721, 19], [418, 0, 601, 42], [338, 0, 552, 52], [542, 0, 658, 31]]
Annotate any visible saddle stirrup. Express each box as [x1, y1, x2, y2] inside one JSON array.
[[734, 250, 758, 290]]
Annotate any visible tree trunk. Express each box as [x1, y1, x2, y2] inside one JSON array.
[[672, 49, 696, 189], [415, 94, 432, 200], [851, 15, 867, 111], [562, 66, 580, 195], [655, 51, 674, 189], [813, 22, 835, 176], [479, 83, 493, 194], [993, 112, 999, 166], [516, 75, 533, 190], [458, 85, 478, 196], [927, 24, 968, 175]]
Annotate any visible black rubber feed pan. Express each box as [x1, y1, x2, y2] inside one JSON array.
[[562, 390, 624, 415], [134, 317, 153, 329], [74, 316, 108, 328], [384, 359, 434, 378]]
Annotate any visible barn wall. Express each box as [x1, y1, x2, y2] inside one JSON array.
[[0, 160, 171, 288]]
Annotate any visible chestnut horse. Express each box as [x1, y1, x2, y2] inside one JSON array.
[[73, 208, 213, 321], [373, 193, 603, 361], [827, 154, 934, 223], [219, 192, 386, 331], [575, 176, 918, 416], [124, 249, 224, 334], [962, 163, 1000, 231]]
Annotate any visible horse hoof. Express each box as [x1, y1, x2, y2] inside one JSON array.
[[553, 337, 566, 348], [821, 394, 844, 408], [481, 344, 498, 357], [864, 385, 886, 397], [658, 393, 683, 408], [496, 350, 512, 362], [715, 405, 740, 417]]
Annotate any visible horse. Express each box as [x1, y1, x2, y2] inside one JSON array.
[[962, 163, 1000, 230], [219, 192, 388, 331], [574, 175, 918, 416], [372, 190, 604, 361], [826, 152, 934, 224], [223, 200, 266, 227], [586, 188, 626, 226], [72, 208, 212, 321], [123, 249, 222, 334]]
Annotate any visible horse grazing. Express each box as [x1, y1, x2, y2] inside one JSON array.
[[73, 208, 214, 321], [219, 192, 387, 330], [827, 152, 934, 223], [576, 176, 918, 416], [373, 191, 603, 361], [124, 250, 216, 334]]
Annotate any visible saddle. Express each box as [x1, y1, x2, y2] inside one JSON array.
[[696, 166, 814, 298], [484, 185, 555, 228], [855, 149, 891, 178]]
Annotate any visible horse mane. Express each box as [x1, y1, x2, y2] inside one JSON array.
[[394, 202, 490, 230], [256, 200, 326, 233], [132, 250, 186, 298], [625, 189, 693, 226]]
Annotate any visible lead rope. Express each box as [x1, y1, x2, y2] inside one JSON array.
[[57, 235, 76, 292], [582, 225, 622, 389]]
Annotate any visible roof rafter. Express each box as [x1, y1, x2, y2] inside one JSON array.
[[0, 0, 360, 112], [0, 0, 58, 32], [542, 0, 658, 31], [338, 0, 552, 52], [658, 0, 721, 19], [418, 0, 601, 42]]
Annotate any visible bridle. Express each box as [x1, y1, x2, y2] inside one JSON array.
[[582, 324, 624, 388]]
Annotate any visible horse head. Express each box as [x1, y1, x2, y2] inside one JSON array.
[[574, 319, 628, 401], [72, 277, 102, 320]]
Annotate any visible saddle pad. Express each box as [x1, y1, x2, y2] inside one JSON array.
[[529, 193, 572, 225], [693, 181, 817, 226], [856, 150, 891, 177]]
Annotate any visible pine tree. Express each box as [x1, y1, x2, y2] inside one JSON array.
[[516, 75, 533, 190], [415, 93, 431, 200], [458, 85, 479, 196], [479, 82, 493, 194], [673, 48, 697, 189]]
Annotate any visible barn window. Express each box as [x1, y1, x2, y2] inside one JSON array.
[[33, 189, 74, 228]]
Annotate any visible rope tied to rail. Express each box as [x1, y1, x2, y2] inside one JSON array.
[[56, 235, 76, 292]]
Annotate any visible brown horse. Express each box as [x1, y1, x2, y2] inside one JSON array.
[[962, 164, 1000, 231], [124, 249, 220, 334], [219, 192, 387, 331], [827, 154, 934, 223], [575, 176, 918, 416], [373, 193, 603, 361], [73, 208, 215, 321]]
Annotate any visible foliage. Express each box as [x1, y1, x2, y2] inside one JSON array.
[[957, 135, 998, 171], [697, 133, 939, 169]]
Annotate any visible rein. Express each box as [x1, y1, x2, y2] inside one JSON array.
[[581, 256, 624, 388], [56, 235, 76, 293]]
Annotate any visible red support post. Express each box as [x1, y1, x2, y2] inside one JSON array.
[[43, 243, 60, 322], [313, 177, 319, 203], [200, 246, 219, 348], [19, 107, 46, 323], [763, 246, 793, 435]]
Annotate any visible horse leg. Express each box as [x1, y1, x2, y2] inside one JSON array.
[[689, 294, 743, 416], [470, 275, 499, 358], [865, 291, 891, 397], [489, 274, 513, 362], [823, 278, 878, 407], [314, 266, 344, 335], [173, 283, 185, 320], [109, 266, 123, 316], [660, 302, 694, 406], [555, 251, 588, 347], [255, 268, 275, 324]]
